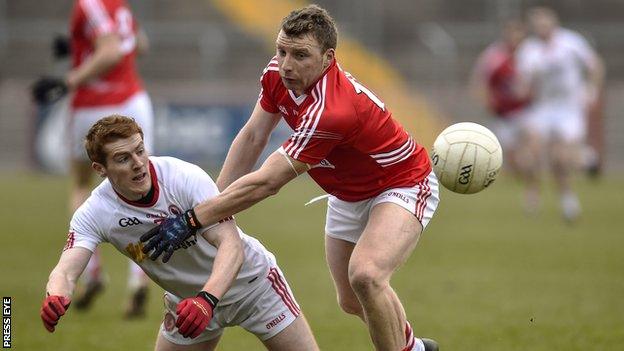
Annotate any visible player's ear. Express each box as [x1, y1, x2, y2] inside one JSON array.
[[323, 48, 335, 69], [92, 162, 107, 178]]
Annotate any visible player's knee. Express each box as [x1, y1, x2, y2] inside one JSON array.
[[348, 264, 386, 295], [337, 295, 362, 316]]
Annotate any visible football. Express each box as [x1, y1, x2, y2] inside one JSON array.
[[431, 122, 503, 194]]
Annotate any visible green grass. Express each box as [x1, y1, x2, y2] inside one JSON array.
[[1, 172, 623, 350]]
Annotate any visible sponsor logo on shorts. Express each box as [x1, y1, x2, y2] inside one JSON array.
[[266, 313, 286, 330], [386, 191, 410, 204]]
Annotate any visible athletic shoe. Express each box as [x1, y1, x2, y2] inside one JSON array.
[[124, 286, 148, 319], [74, 280, 104, 310], [422, 338, 439, 351]]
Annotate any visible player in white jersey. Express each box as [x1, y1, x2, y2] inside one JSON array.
[[40, 115, 319, 351], [515, 6, 604, 221]]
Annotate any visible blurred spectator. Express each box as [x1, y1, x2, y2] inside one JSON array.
[[469, 18, 531, 178], [59, 0, 154, 317], [515, 6, 605, 221]]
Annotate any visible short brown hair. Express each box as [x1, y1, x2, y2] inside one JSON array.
[[85, 115, 144, 164], [281, 4, 338, 52]]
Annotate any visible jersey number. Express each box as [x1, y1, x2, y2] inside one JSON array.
[[345, 72, 385, 111], [115, 7, 136, 54]]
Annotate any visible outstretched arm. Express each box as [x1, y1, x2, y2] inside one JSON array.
[[197, 149, 310, 226], [46, 247, 92, 297], [198, 221, 244, 299], [141, 149, 310, 262], [216, 101, 282, 191], [42, 247, 92, 332], [65, 33, 124, 90]]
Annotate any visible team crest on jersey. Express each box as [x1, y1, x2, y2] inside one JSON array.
[[126, 242, 147, 263], [168, 205, 181, 215], [311, 159, 335, 169]]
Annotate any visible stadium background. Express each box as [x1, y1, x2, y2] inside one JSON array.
[[0, 0, 623, 349]]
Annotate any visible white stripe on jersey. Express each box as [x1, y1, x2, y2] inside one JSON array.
[[371, 138, 411, 159], [291, 76, 328, 159], [82, 0, 114, 36], [261, 58, 279, 75], [290, 129, 342, 141], [376, 140, 416, 167], [370, 137, 416, 167]]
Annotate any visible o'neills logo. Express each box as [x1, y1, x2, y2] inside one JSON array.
[[266, 313, 286, 330], [386, 192, 409, 204]]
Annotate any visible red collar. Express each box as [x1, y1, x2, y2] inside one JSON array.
[[114, 161, 160, 208]]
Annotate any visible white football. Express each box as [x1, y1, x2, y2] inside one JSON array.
[[431, 122, 503, 194]]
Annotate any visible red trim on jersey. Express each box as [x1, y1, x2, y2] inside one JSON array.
[[114, 161, 160, 208], [267, 268, 300, 317], [63, 231, 76, 251]]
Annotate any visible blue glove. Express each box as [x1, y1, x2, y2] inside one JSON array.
[[140, 209, 202, 263]]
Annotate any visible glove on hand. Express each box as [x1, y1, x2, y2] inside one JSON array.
[[175, 291, 218, 339], [31, 76, 68, 105], [40, 295, 71, 332], [141, 209, 202, 263]]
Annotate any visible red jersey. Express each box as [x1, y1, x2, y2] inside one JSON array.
[[259, 57, 431, 202], [69, 0, 143, 108], [475, 42, 529, 117]]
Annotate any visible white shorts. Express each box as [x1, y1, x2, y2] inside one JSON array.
[[160, 267, 301, 346], [325, 172, 440, 243], [525, 103, 586, 143], [490, 110, 529, 149], [69, 91, 154, 160]]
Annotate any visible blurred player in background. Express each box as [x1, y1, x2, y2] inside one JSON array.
[[40, 115, 319, 351], [470, 19, 531, 179], [140, 5, 439, 351], [515, 6, 605, 221], [31, 0, 154, 316]]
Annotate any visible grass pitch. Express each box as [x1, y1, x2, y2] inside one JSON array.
[[1, 171, 623, 350]]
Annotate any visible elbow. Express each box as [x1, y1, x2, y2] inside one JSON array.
[[261, 179, 282, 198]]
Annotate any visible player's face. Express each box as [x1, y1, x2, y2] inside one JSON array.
[[275, 30, 334, 95], [529, 12, 557, 40], [503, 21, 526, 49], [93, 133, 151, 200]]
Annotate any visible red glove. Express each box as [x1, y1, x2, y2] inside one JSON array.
[[40, 295, 71, 332], [175, 291, 218, 338]]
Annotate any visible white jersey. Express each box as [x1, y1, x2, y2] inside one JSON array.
[[65, 156, 274, 305], [517, 28, 597, 108]]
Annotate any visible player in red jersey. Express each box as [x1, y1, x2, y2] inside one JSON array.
[[141, 5, 439, 351], [66, 0, 154, 317], [470, 19, 536, 204]]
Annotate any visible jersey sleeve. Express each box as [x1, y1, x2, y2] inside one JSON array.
[[258, 57, 280, 114], [567, 31, 598, 69], [79, 0, 116, 40], [66, 201, 106, 252]]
